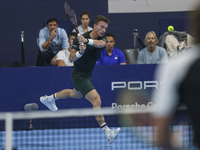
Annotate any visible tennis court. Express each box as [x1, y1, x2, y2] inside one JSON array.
[[0, 107, 196, 150]]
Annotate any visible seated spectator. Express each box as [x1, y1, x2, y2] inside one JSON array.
[[96, 33, 126, 65], [37, 17, 69, 66], [72, 10, 92, 34], [137, 31, 168, 64], [56, 32, 77, 66]]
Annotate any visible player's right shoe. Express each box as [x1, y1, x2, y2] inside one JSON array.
[[40, 95, 58, 111], [106, 128, 121, 144]]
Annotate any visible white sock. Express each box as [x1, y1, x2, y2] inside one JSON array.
[[100, 123, 110, 134], [49, 93, 57, 101]]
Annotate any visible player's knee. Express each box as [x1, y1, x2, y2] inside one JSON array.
[[75, 94, 83, 99], [93, 96, 101, 108], [70, 90, 83, 99]]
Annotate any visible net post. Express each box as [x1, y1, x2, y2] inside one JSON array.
[[5, 113, 13, 150]]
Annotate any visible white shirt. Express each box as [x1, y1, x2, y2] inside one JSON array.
[[152, 45, 199, 118], [56, 49, 73, 66], [165, 34, 194, 57], [72, 25, 92, 35]]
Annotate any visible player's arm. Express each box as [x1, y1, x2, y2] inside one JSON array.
[[155, 117, 172, 148], [91, 39, 106, 48], [69, 44, 86, 62], [69, 36, 86, 62], [78, 35, 106, 48]]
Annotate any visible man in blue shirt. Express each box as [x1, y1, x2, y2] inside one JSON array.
[[96, 33, 126, 65], [37, 18, 69, 66], [137, 31, 168, 64]]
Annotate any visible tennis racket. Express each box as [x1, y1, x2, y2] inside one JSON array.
[[64, 2, 79, 34]]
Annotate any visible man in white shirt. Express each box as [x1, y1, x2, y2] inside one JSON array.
[[56, 32, 77, 66]]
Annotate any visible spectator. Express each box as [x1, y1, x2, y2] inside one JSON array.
[[72, 10, 92, 35], [137, 31, 168, 64], [152, 3, 200, 149], [37, 17, 69, 66], [56, 32, 77, 66], [96, 33, 126, 65]]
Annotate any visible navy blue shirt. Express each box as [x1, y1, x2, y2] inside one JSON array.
[[96, 47, 126, 65]]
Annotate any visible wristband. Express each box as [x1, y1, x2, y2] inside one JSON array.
[[76, 51, 82, 58], [87, 39, 94, 45]]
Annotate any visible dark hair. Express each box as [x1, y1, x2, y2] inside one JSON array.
[[93, 15, 110, 25], [80, 10, 90, 19], [69, 32, 77, 37], [46, 18, 58, 25], [105, 33, 115, 40]]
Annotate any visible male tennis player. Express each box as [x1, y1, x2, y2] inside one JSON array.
[[40, 15, 120, 144], [152, 3, 200, 149]]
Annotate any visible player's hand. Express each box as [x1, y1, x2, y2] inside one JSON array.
[[79, 43, 86, 55], [77, 35, 87, 44]]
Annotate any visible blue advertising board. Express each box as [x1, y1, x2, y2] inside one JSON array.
[[0, 64, 159, 112]]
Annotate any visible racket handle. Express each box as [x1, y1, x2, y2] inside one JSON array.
[[77, 34, 84, 45]]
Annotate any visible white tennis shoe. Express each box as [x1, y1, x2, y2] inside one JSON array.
[[106, 128, 121, 144], [40, 95, 58, 111]]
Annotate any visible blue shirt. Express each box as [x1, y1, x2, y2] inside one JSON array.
[[137, 46, 168, 64], [39, 27, 69, 54], [96, 47, 126, 65]]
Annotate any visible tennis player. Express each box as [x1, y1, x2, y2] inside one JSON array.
[[40, 15, 120, 144], [152, 3, 200, 149]]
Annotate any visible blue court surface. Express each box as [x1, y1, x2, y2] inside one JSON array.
[[0, 126, 193, 150]]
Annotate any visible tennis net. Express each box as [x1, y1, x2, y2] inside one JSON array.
[[0, 107, 195, 150]]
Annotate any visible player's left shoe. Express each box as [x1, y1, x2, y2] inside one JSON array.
[[106, 128, 121, 144]]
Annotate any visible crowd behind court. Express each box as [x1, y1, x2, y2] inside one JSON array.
[[37, 10, 194, 67]]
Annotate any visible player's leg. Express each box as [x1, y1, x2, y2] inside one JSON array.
[[56, 88, 83, 99], [85, 89, 120, 144], [40, 88, 83, 111], [85, 89, 105, 125]]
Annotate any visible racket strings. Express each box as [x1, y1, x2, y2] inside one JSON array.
[[65, 4, 76, 25]]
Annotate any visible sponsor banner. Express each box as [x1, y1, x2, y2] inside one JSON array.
[[0, 64, 160, 112]]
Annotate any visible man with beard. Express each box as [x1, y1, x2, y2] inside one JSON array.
[[137, 31, 168, 64], [37, 17, 69, 66]]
